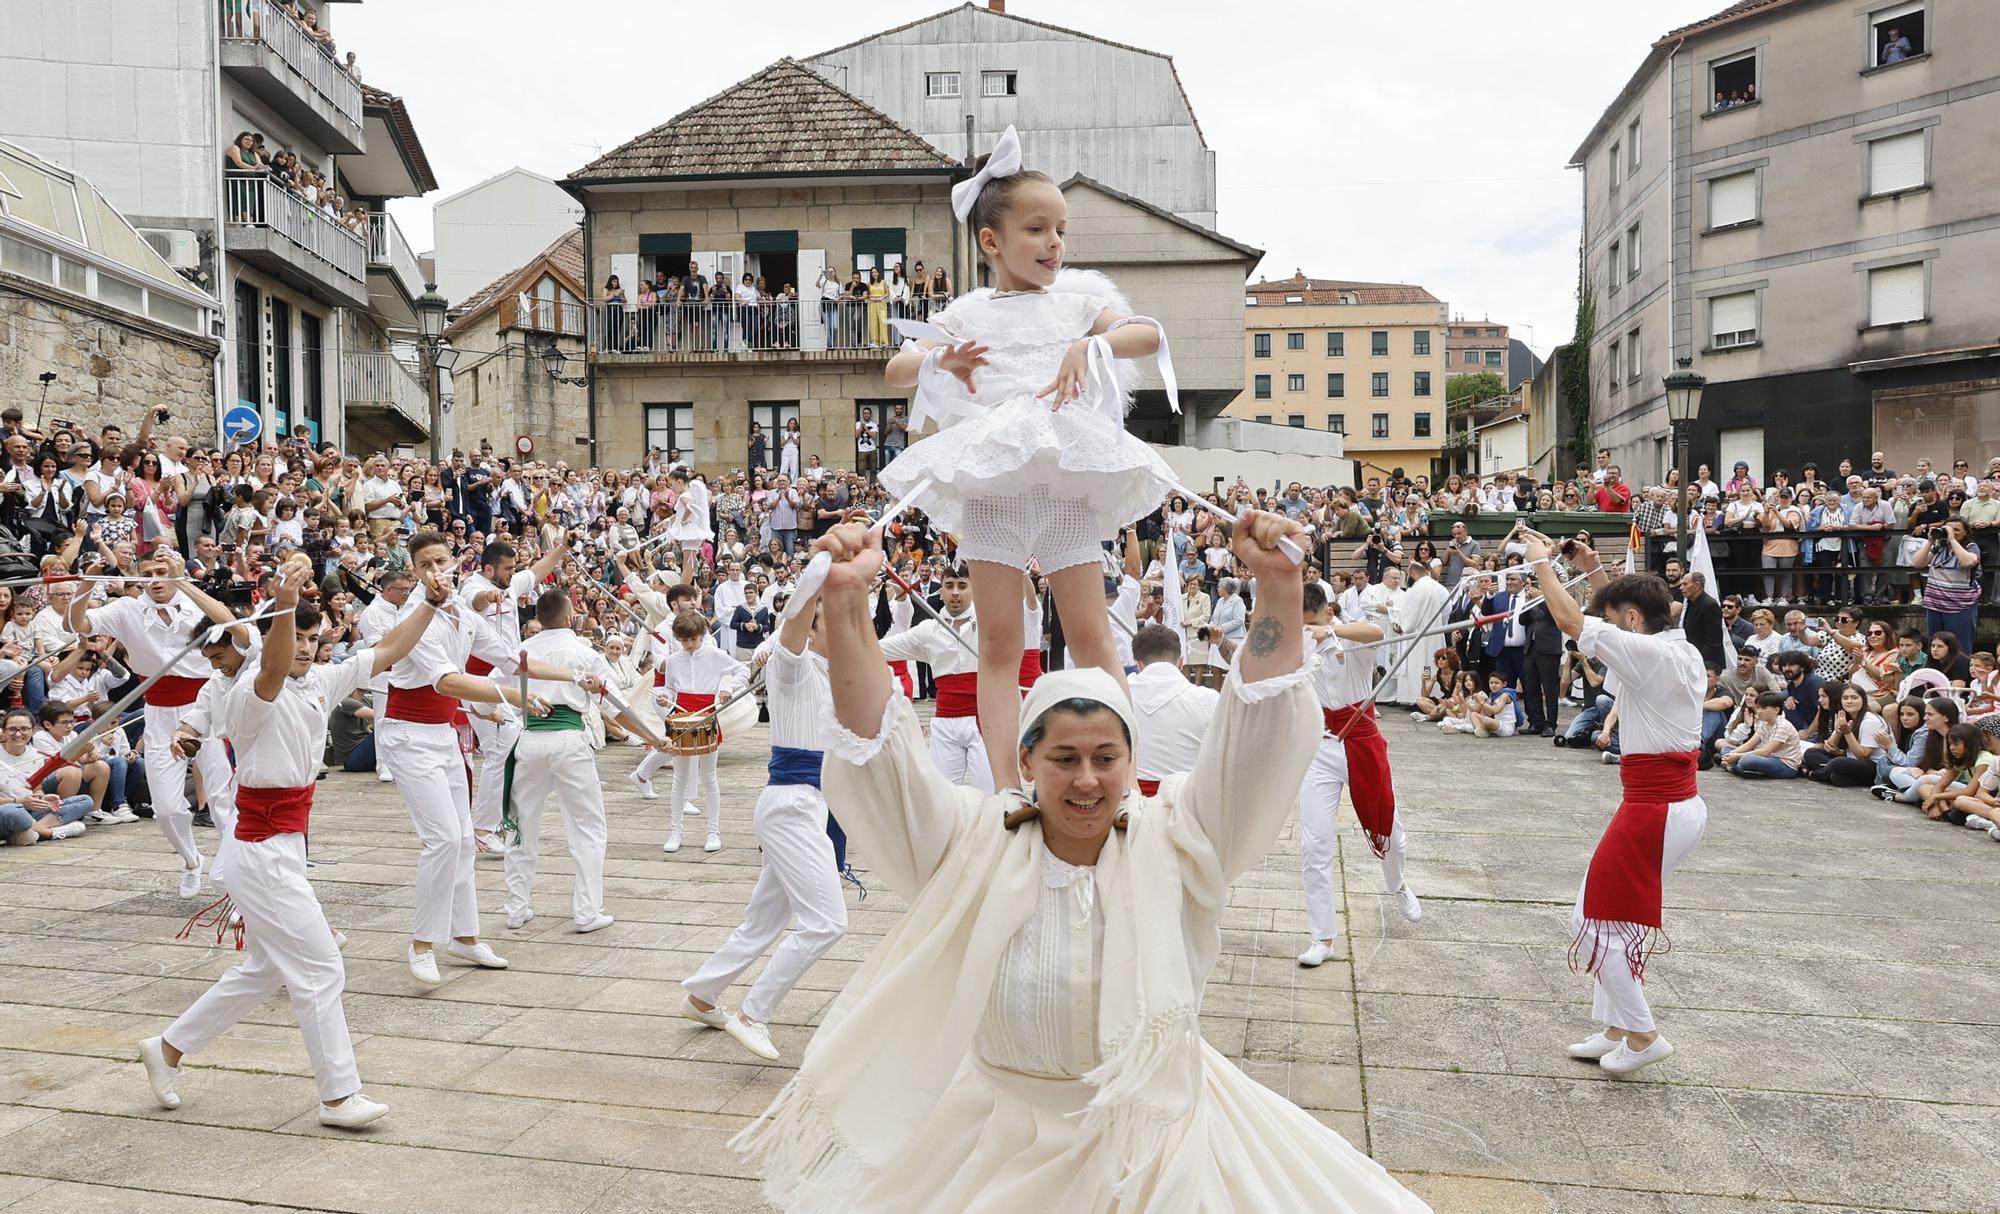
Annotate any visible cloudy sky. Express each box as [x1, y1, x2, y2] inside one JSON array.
[[348, 0, 1726, 355]]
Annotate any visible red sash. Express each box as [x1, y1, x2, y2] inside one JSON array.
[[386, 684, 460, 725], [145, 675, 207, 708], [933, 672, 978, 719], [1018, 650, 1044, 690], [235, 785, 313, 842], [466, 656, 495, 677], [1137, 778, 1161, 797], [674, 692, 721, 743], [888, 660, 914, 699], [1574, 751, 1698, 981], [1322, 704, 1396, 857]]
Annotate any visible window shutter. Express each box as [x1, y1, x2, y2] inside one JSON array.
[[1868, 263, 1925, 325], [1709, 172, 1757, 227], [1710, 292, 1758, 345], [638, 233, 692, 258], [1869, 131, 1925, 194]]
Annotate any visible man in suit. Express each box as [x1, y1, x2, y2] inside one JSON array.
[[1521, 597, 1567, 737], [1677, 570, 1728, 671], [1485, 570, 1529, 689]]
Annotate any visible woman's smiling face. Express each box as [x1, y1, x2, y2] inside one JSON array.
[[1020, 706, 1131, 859]]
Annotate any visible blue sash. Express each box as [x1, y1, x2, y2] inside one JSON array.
[[768, 745, 824, 789]]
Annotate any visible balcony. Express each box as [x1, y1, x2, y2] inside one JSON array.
[[500, 291, 588, 338], [217, 1, 366, 156], [366, 211, 424, 325], [224, 174, 369, 308], [581, 298, 936, 366], [339, 349, 431, 440]]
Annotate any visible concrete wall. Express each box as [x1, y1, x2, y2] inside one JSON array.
[[1, 273, 217, 432], [432, 170, 584, 304], [591, 363, 911, 475]]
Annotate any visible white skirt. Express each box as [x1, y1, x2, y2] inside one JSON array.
[[840, 1043, 1432, 1213]]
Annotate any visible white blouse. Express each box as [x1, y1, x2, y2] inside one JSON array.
[[974, 847, 1105, 1078]]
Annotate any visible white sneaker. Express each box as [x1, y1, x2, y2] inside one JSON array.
[[473, 831, 504, 857], [50, 821, 87, 840], [704, 831, 722, 853], [724, 1014, 781, 1061], [505, 907, 535, 930], [1395, 885, 1423, 923], [1296, 941, 1336, 968], [446, 940, 509, 969], [86, 808, 113, 825], [407, 946, 443, 987], [332, 931, 348, 951], [662, 826, 683, 853], [1409, 710, 1425, 722], [138, 1036, 182, 1110], [317, 1093, 389, 1129], [1989, 825, 2000, 842], [376, 768, 395, 783], [679, 994, 729, 1029], [1599, 1035, 1675, 1076], [1566, 1031, 1621, 1060], [575, 913, 614, 934], [623, 733, 644, 747], [108, 804, 140, 824], [1601, 751, 1621, 765], [1966, 814, 1996, 832], [627, 771, 657, 801], [178, 860, 205, 899]]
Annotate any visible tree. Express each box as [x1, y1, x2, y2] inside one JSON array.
[[1446, 371, 1507, 410]]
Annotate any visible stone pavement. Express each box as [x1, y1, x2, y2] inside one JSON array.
[[0, 709, 1996, 1213]]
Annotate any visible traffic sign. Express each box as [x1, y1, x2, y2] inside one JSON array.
[[515, 434, 534, 456], [222, 404, 262, 445]]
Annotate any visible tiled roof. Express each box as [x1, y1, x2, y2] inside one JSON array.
[[1658, 0, 1804, 44], [446, 228, 584, 332], [359, 84, 439, 193], [567, 58, 958, 182], [1246, 275, 1440, 306]]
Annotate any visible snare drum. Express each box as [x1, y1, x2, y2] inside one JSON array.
[[664, 711, 722, 756]]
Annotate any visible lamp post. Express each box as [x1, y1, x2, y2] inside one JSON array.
[[414, 282, 455, 459], [1662, 357, 1707, 572]]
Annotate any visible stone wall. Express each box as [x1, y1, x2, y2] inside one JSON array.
[[592, 361, 912, 474], [448, 309, 590, 464], [0, 273, 218, 436]]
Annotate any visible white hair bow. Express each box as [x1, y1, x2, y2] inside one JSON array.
[[951, 125, 1023, 223]]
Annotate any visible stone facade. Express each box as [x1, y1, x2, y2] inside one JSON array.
[[0, 273, 218, 436], [592, 363, 909, 475], [450, 305, 590, 464]]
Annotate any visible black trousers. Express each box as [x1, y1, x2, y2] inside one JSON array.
[[1521, 648, 1562, 731]]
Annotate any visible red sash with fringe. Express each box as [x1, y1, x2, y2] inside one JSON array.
[[1322, 704, 1395, 857], [1573, 751, 1697, 981]]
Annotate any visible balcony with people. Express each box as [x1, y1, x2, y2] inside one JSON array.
[[217, 0, 366, 155], [222, 130, 368, 308]]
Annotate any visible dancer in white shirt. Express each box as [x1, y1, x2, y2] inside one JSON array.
[[1127, 623, 1217, 797], [354, 570, 409, 782], [667, 468, 711, 565], [680, 578, 846, 1062], [633, 610, 749, 853], [139, 555, 438, 1128], [879, 561, 990, 792], [458, 537, 561, 854]]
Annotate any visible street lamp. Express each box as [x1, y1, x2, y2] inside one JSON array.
[[1662, 357, 1707, 575], [414, 282, 452, 458]]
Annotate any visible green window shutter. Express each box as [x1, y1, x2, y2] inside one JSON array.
[[638, 233, 692, 258], [744, 230, 799, 254], [851, 227, 906, 259]]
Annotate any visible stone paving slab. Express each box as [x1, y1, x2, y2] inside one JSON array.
[[0, 708, 1995, 1213]]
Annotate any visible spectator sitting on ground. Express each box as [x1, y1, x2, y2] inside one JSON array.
[[1721, 692, 1806, 779]]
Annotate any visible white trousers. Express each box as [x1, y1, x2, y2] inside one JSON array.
[[672, 751, 721, 830], [929, 714, 993, 794], [164, 832, 358, 1103], [1571, 795, 1708, 1033], [144, 703, 236, 883], [1299, 739, 1408, 942], [682, 784, 847, 1025], [502, 729, 608, 926], [375, 719, 480, 945], [468, 708, 522, 836]]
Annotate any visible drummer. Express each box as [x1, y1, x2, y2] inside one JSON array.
[[637, 610, 749, 855]]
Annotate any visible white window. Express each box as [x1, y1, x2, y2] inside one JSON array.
[[1627, 119, 1641, 172], [645, 403, 694, 455], [925, 72, 960, 98], [1709, 51, 1759, 109], [1625, 223, 1640, 279], [981, 71, 1017, 97], [1868, 129, 1927, 195], [1607, 340, 1622, 390], [1609, 142, 1621, 189], [1708, 170, 1759, 228], [1626, 328, 1642, 382], [1607, 240, 1621, 292], [1710, 291, 1760, 348], [1870, 2, 1927, 66], [1868, 262, 1927, 326]]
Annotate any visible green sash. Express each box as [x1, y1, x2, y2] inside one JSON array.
[[499, 706, 585, 839]]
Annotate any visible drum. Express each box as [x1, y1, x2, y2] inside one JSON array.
[[664, 710, 721, 756]]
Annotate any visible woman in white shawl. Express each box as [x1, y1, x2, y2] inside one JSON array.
[[733, 513, 1430, 1213]]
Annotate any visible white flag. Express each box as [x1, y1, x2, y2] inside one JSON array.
[[1685, 523, 1739, 663], [1162, 527, 1184, 638]]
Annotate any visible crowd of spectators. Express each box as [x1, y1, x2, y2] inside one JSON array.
[[223, 0, 364, 80], [224, 130, 369, 237]]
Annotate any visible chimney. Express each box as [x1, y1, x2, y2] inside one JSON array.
[[989, 0, 1005, 10], [1293, 268, 1305, 284]]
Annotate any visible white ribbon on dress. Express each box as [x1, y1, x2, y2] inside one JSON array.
[[1042, 846, 1097, 930], [952, 125, 1024, 223]]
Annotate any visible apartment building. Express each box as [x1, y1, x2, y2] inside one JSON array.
[[1224, 273, 1448, 483], [1446, 321, 1511, 381], [430, 167, 586, 305], [1, 0, 437, 451], [1571, 0, 2000, 483], [443, 229, 587, 463]]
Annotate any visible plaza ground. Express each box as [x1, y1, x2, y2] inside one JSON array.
[[0, 710, 1995, 1213]]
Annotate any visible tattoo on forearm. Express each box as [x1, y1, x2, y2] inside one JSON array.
[[1247, 615, 1283, 657]]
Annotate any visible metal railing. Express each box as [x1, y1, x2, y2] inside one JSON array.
[[339, 349, 430, 432], [367, 211, 424, 302], [582, 296, 948, 357], [225, 173, 366, 283], [502, 291, 587, 338], [217, 0, 364, 127]]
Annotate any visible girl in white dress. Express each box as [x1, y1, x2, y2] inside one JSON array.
[[779, 419, 802, 481], [732, 515, 1431, 1214], [882, 125, 1181, 788]]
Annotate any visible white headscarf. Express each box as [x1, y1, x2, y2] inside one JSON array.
[[1017, 664, 1136, 750]]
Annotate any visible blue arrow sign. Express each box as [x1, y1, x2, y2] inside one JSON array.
[[222, 404, 261, 445]]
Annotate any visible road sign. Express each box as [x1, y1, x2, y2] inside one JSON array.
[[222, 404, 261, 445], [515, 434, 534, 456]]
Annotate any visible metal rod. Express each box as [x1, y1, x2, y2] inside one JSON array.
[[881, 564, 981, 663], [1334, 579, 1469, 740], [1167, 481, 1307, 565]]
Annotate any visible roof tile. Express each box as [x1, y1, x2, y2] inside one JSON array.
[[449, 228, 584, 326], [1246, 276, 1440, 307]]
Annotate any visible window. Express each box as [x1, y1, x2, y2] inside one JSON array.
[[981, 70, 1018, 97], [1286, 331, 1304, 351], [1371, 413, 1390, 440], [1608, 239, 1621, 292], [1626, 223, 1640, 279], [1626, 327, 1642, 382], [1327, 331, 1344, 357], [1710, 291, 1760, 348], [1485, 327, 1502, 338], [1370, 330, 1389, 356], [1415, 412, 1432, 438], [1253, 332, 1271, 358], [1412, 329, 1430, 356], [1253, 374, 1272, 399], [270, 298, 291, 431], [1707, 170, 1759, 228], [1414, 371, 1432, 397], [1284, 294, 1304, 304], [1868, 129, 1928, 196], [1607, 339, 1622, 391], [1609, 142, 1621, 189], [749, 400, 800, 447], [1627, 119, 1642, 172], [645, 403, 694, 455], [1254, 414, 1273, 424], [1463, 349, 1480, 365], [1709, 51, 1758, 110], [1327, 372, 1345, 398], [1328, 414, 1346, 434], [1867, 261, 1927, 326], [1371, 372, 1389, 398], [1287, 414, 1306, 428], [925, 72, 960, 97], [1870, 2, 1926, 66], [300, 313, 323, 439], [233, 281, 259, 412], [1287, 374, 1305, 393], [1485, 350, 1503, 367]]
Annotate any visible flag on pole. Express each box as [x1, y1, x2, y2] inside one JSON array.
[[1624, 520, 1639, 575], [1685, 522, 1739, 663], [1162, 526, 1184, 638]]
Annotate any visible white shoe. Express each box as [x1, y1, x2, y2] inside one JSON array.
[[407, 946, 442, 987], [1989, 825, 2000, 842], [376, 768, 394, 782], [50, 821, 86, 839], [704, 830, 722, 853], [1395, 885, 1422, 923], [138, 1036, 182, 1110], [679, 994, 729, 1029], [1409, 711, 1425, 722], [1296, 941, 1336, 968], [1601, 751, 1621, 765], [1566, 1031, 1621, 1060], [505, 907, 535, 930], [317, 1093, 389, 1129], [332, 931, 348, 951], [178, 860, 205, 899], [109, 804, 140, 824], [1599, 1035, 1675, 1076], [1966, 814, 1996, 832], [623, 733, 644, 748], [575, 913, 614, 933], [473, 831, 504, 857], [445, 940, 509, 969], [627, 771, 657, 801], [725, 1014, 781, 1061], [662, 826, 683, 853], [86, 808, 113, 825]]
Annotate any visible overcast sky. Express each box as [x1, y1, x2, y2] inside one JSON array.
[[348, 0, 1726, 355]]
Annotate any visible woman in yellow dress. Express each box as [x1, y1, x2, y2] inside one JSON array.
[[865, 267, 890, 348]]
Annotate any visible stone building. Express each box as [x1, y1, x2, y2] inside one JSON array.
[[442, 229, 589, 462]]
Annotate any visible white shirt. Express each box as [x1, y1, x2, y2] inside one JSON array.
[[226, 654, 377, 789], [1128, 661, 1218, 783], [356, 594, 401, 693], [383, 596, 514, 694], [881, 610, 979, 678], [973, 848, 1103, 1079], [1311, 629, 1375, 710], [766, 636, 832, 751], [360, 475, 403, 520], [0, 745, 42, 800], [522, 628, 614, 714], [49, 669, 120, 721], [27, 605, 76, 657], [668, 478, 712, 543], [82, 594, 217, 681], [657, 644, 749, 703], [459, 568, 537, 655], [1577, 617, 1704, 754]]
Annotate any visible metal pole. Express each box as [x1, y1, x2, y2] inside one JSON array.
[[1673, 418, 1691, 576]]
